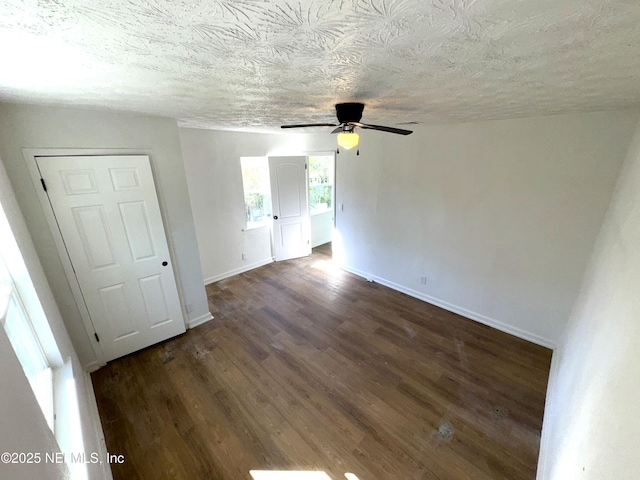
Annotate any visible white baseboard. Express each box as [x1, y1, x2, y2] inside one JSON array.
[[342, 264, 556, 349], [84, 371, 114, 480], [536, 347, 561, 479], [187, 312, 214, 329], [204, 257, 274, 285], [82, 360, 103, 373]]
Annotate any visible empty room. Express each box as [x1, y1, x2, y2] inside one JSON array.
[[1, 1, 640, 479]]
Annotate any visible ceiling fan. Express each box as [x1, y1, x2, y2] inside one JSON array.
[[281, 102, 413, 154]]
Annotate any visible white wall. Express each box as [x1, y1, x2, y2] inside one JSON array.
[[181, 110, 637, 347], [0, 158, 106, 480], [537, 115, 640, 478], [0, 329, 68, 480], [311, 211, 333, 248], [338, 111, 639, 346], [0, 103, 210, 367]]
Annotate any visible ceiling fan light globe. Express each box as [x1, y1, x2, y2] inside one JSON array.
[[337, 132, 359, 150]]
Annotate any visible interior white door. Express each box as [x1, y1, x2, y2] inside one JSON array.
[[269, 156, 311, 261], [36, 155, 185, 362]]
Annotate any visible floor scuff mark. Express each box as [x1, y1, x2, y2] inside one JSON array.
[[162, 349, 175, 364], [193, 344, 210, 359], [437, 422, 455, 441], [455, 339, 469, 370], [403, 324, 417, 339]]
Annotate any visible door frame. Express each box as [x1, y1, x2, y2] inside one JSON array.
[[22, 148, 188, 370]]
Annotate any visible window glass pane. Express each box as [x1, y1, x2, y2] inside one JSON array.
[[309, 185, 333, 214], [0, 256, 54, 431], [241, 157, 272, 227], [2, 292, 53, 427], [3, 294, 49, 377]]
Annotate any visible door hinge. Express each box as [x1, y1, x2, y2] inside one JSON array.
[[40, 178, 47, 192], [305, 163, 307, 170], [94, 332, 100, 342]]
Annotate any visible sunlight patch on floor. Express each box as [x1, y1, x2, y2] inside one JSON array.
[[250, 471, 360, 480], [250, 471, 331, 480], [311, 257, 341, 274]]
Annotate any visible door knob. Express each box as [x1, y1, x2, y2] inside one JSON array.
[[162, 261, 168, 266], [273, 215, 278, 220]]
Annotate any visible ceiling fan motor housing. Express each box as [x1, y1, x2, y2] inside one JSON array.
[[336, 102, 364, 124]]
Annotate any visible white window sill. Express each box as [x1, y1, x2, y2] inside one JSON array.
[[54, 359, 90, 479], [1, 283, 55, 431], [310, 208, 333, 216], [243, 221, 271, 231]]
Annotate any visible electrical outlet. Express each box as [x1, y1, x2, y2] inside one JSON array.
[[186, 303, 194, 313], [420, 276, 427, 285], [242, 253, 247, 260]]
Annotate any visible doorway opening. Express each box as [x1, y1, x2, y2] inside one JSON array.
[[239, 154, 336, 263], [308, 153, 335, 254]]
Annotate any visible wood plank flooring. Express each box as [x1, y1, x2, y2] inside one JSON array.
[[91, 243, 552, 480]]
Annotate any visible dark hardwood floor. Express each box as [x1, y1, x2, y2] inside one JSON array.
[[92, 243, 552, 480]]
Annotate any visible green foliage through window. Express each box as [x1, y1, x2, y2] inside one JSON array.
[[308, 155, 334, 215]]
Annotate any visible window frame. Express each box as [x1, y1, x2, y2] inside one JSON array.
[[0, 251, 55, 432], [307, 154, 335, 217], [240, 156, 273, 229], [2, 155, 96, 477]]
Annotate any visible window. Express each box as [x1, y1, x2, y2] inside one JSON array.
[[241, 157, 272, 228], [1, 170, 90, 479], [308, 155, 334, 215], [0, 214, 54, 432]]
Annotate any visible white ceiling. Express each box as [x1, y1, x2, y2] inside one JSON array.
[[1, 0, 639, 131]]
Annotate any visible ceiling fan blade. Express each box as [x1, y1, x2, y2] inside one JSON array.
[[330, 126, 343, 134], [281, 123, 338, 129], [356, 123, 413, 135]]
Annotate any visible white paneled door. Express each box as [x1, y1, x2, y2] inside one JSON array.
[[36, 155, 185, 362], [269, 156, 311, 261]]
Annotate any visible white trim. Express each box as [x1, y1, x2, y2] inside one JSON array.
[[187, 312, 214, 329], [304, 150, 337, 156], [243, 222, 271, 231], [83, 371, 114, 480], [82, 360, 102, 373], [341, 264, 557, 349], [204, 257, 274, 285], [22, 148, 190, 367], [536, 347, 561, 479], [22, 149, 107, 365], [241, 223, 272, 234]]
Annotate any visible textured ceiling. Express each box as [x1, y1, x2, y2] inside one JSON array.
[[1, 0, 639, 131]]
